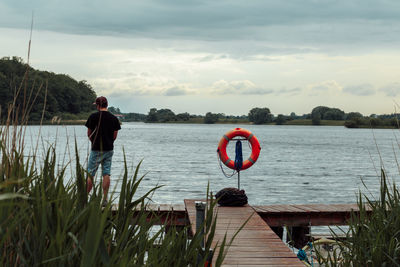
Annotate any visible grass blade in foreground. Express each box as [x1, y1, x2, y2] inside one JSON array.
[[316, 168, 400, 266], [0, 137, 235, 266]]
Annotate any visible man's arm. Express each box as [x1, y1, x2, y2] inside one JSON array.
[[87, 128, 93, 142], [113, 117, 121, 141], [85, 115, 93, 142]]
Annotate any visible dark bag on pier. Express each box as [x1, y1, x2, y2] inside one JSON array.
[[215, 187, 248, 207]]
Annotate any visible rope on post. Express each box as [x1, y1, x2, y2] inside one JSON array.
[[217, 151, 237, 178], [234, 140, 243, 189]]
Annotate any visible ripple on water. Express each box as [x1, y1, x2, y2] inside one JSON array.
[[22, 123, 400, 205]]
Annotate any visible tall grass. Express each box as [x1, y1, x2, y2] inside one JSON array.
[[0, 129, 230, 266], [314, 168, 400, 266], [0, 64, 233, 266]]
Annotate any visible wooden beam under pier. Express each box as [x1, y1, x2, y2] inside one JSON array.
[[254, 203, 371, 227], [111, 203, 369, 227]]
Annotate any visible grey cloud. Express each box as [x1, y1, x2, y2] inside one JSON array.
[[241, 55, 281, 62], [1, 0, 400, 54], [231, 81, 253, 91], [275, 87, 302, 95], [109, 91, 128, 98], [308, 81, 342, 95], [380, 83, 400, 97], [196, 54, 228, 62], [343, 84, 375, 96], [163, 86, 189, 96], [226, 86, 300, 96], [211, 80, 274, 95], [109, 89, 149, 97], [193, 50, 284, 63], [312, 85, 331, 91], [239, 88, 274, 95]]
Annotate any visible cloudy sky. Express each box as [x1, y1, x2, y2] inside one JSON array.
[[1, 0, 400, 116]]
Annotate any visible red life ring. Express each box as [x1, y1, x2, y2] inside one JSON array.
[[217, 128, 261, 171]]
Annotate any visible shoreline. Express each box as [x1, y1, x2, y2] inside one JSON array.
[[9, 119, 399, 129]]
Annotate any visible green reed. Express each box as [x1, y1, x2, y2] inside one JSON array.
[[0, 75, 232, 266], [0, 130, 232, 266], [314, 168, 400, 266]]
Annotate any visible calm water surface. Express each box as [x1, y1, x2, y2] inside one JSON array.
[[24, 123, 400, 205]]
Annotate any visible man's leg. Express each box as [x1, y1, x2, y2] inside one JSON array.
[[101, 150, 114, 202], [87, 176, 93, 193], [87, 151, 100, 194], [102, 174, 110, 201]]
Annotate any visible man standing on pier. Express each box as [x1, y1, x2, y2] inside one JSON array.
[[85, 96, 121, 205]]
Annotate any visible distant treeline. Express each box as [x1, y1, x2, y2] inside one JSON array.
[[310, 106, 400, 128], [1, 56, 398, 128], [113, 106, 400, 128], [0, 57, 96, 122]]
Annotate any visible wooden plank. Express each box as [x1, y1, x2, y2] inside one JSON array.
[[221, 266, 296, 267], [170, 204, 185, 211], [222, 257, 301, 264], [254, 203, 371, 227], [253, 205, 286, 213], [268, 205, 309, 213], [224, 253, 297, 259], [141, 203, 365, 214], [302, 204, 341, 212], [224, 246, 295, 253], [290, 204, 322, 213], [145, 203, 160, 211], [184, 199, 303, 266], [156, 204, 175, 211], [328, 203, 361, 212], [212, 233, 282, 239], [227, 241, 287, 247], [111, 203, 367, 228]]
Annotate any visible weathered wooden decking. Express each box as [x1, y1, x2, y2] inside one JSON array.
[[135, 203, 367, 227], [184, 199, 304, 266], [111, 202, 368, 265]]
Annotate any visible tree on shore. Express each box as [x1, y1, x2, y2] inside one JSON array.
[[145, 108, 177, 122], [344, 114, 399, 128], [204, 112, 219, 124], [311, 106, 345, 125], [0, 56, 96, 122], [157, 109, 176, 122], [248, 107, 273, 124], [146, 108, 158, 122], [275, 114, 286, 125], [345, 112, 363, 120], [108, 106, 121, 114], [176, 112, 190, 121]]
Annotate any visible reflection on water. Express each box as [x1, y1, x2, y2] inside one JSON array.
[[22, 123, 400, 205]]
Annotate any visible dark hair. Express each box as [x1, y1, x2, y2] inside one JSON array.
[[95, 96, 108, 108]]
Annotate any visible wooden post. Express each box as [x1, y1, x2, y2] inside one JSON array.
[[195, 201, 206, 248], [287, 226, 310, 249]]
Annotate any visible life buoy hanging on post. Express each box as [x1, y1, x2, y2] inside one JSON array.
[[217, 128, 261, 171]]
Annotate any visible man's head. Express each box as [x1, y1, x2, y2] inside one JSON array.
[[94, 96, 108, 108]]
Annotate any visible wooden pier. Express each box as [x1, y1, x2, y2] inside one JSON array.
[[185, 199, 303, 266], [115, 202, 368, 266]]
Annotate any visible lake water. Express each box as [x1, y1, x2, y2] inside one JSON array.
[[22, 122, 400, 205]]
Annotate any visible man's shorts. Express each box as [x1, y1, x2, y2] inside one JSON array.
[[88, 150, 114, 177]]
